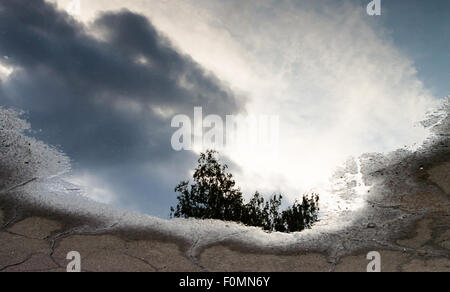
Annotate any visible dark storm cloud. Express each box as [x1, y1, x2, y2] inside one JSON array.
[[0, 0, 243, 164], [0, 0, 244, 216], [0, 0, 239, 113]]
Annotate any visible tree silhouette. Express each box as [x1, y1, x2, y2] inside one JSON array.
[[171, 150, 319, 233]]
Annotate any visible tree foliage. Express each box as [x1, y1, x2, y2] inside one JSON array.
[[170, 150, 319, 233]]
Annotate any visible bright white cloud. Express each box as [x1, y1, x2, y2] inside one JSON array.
[[66, 172, 117, 205], [54, 0, 437, 204], [0, 61, 13, 81]]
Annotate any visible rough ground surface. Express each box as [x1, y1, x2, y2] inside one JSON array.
[[0, 100, 449, 272]]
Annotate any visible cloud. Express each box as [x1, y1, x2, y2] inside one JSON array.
[[0, 0, 244, 161], [82, 0, 438, 199], [66, 172, 118, 205], [0, 0, 244, 216]]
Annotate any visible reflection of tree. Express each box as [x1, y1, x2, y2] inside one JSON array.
[[171, 150, 319, 233]]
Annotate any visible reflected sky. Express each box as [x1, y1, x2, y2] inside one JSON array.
[[0, 0, 448, 218]]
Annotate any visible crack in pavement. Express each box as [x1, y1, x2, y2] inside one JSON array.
[[187, 236, 209, 272], [123, 253, 160, 272], [0, 254, 34, 272], [46, 225, 92, 268]]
